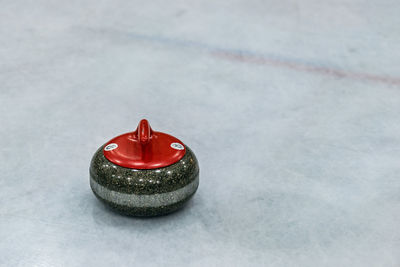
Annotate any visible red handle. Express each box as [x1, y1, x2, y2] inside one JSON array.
[[137, 119, 152, 145]]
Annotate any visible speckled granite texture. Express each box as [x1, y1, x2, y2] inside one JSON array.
[[90, 145, 199, 216]]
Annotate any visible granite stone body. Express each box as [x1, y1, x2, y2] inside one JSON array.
[[90, 145, 199, 216]]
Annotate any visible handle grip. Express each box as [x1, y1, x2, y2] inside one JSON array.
[[137, 119, 152, 145]]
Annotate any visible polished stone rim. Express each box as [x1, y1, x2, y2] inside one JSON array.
[[90, 173, 199, 208]]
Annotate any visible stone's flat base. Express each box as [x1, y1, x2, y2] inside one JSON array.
[[92, 190, 197, 217]]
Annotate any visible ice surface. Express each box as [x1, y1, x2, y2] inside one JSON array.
[[1, 1, 399, 266]]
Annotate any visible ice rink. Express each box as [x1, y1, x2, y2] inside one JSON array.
[[1, 1, 399, 266]]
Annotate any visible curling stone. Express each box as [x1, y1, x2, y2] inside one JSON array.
[[89, 119, 199, 216]]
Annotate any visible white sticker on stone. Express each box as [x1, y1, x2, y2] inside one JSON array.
[[104, 143, 118, 151], [170, 142, 184, 150]]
